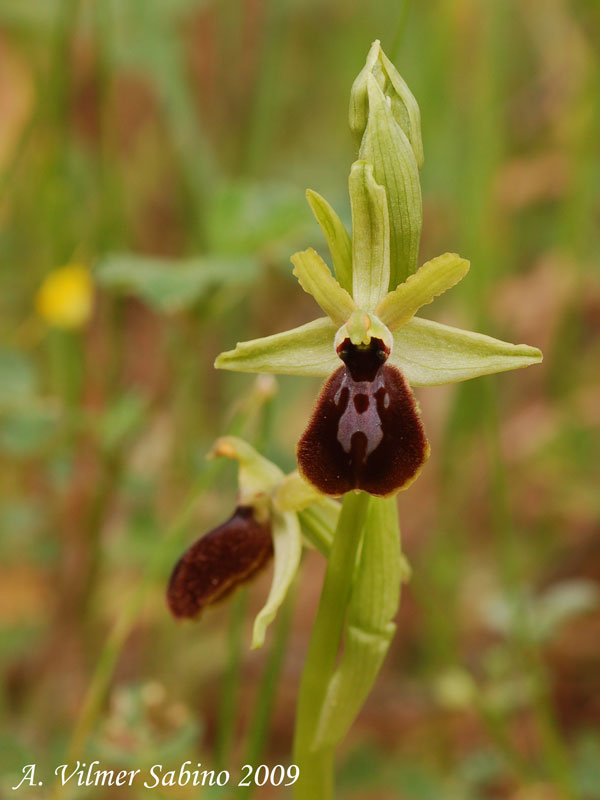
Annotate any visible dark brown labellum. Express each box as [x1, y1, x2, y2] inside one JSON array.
[[167, 506, 273, 620], [297, 338, 429, 497]]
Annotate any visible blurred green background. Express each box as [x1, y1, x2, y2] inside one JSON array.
[[1, 1, 600, 798]]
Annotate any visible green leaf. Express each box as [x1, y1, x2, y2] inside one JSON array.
[[0, 405, 59, 456], [0, 0, 58, 28], [96, 253, 259, 313], [0, 350, 37, 409], [360, 75, 422, 288], [97, 391, 148, 453], [252, 510, 301, 649], [215, 316, 338, 377], [349, 160, 390, 310], [391, 317, 543, 386], [291, 248, 356, 326], [314, 497, 402, 748], [376, 253, 470, 331], [305, 189, 353, 293], [207, 181, 308, 255]]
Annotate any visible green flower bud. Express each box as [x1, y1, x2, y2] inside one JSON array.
[[359, 74, 422, 288], [349, 39, 423, 167], [349, 42, 424, 288]]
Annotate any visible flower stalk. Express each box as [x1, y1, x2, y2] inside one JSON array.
[[293, 491, 370, 800]]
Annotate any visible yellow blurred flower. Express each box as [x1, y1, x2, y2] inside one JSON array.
[[35, 263, 94, 329]]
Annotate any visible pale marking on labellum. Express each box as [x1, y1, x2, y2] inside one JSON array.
[[334, 373, 384, 457]]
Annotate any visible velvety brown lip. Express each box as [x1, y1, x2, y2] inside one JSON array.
[[297, 338, 429, 497], [167, 506, 273, 620]]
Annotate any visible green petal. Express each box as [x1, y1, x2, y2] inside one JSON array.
[[291, 248, 356, 326], [359, 75, 422, 288], [305, 189, 353, 293], [252, 509, 301, 649], [215, 316, 339, 377], [376, 253, 470, 331], [390, 317, 543, 386], [349, 160, 390, 311], [274, 471, 340, 556]]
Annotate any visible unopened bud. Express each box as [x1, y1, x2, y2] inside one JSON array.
[[349, 40, 423, 167]]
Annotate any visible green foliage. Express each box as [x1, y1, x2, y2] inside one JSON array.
[[0, 350, 37, 408], [96, 254, 260, 314]]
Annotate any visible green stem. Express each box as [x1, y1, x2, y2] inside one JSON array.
[[78, 450, 123, 635], [49, 330, 83, 409], [293, 491, 369, 800]]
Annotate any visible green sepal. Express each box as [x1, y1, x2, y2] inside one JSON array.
[[376, 253, 470, 331], [306, 189, 353, 293], [349, 40, 424, 168], [313, 496, 402, 748], [291, 248, 356, 326], [349, 161, 390, 311], [391, 317, 543, 387], [252, 509, 301, 649], [215, 316, 338, 377], [274, 470, 326, 512], [274, 471, 339, 556], [359, 74, 422, 288]]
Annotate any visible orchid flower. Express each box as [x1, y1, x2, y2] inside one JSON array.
[[167, 436, 339, 649], [215, 43, 541, 497]]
